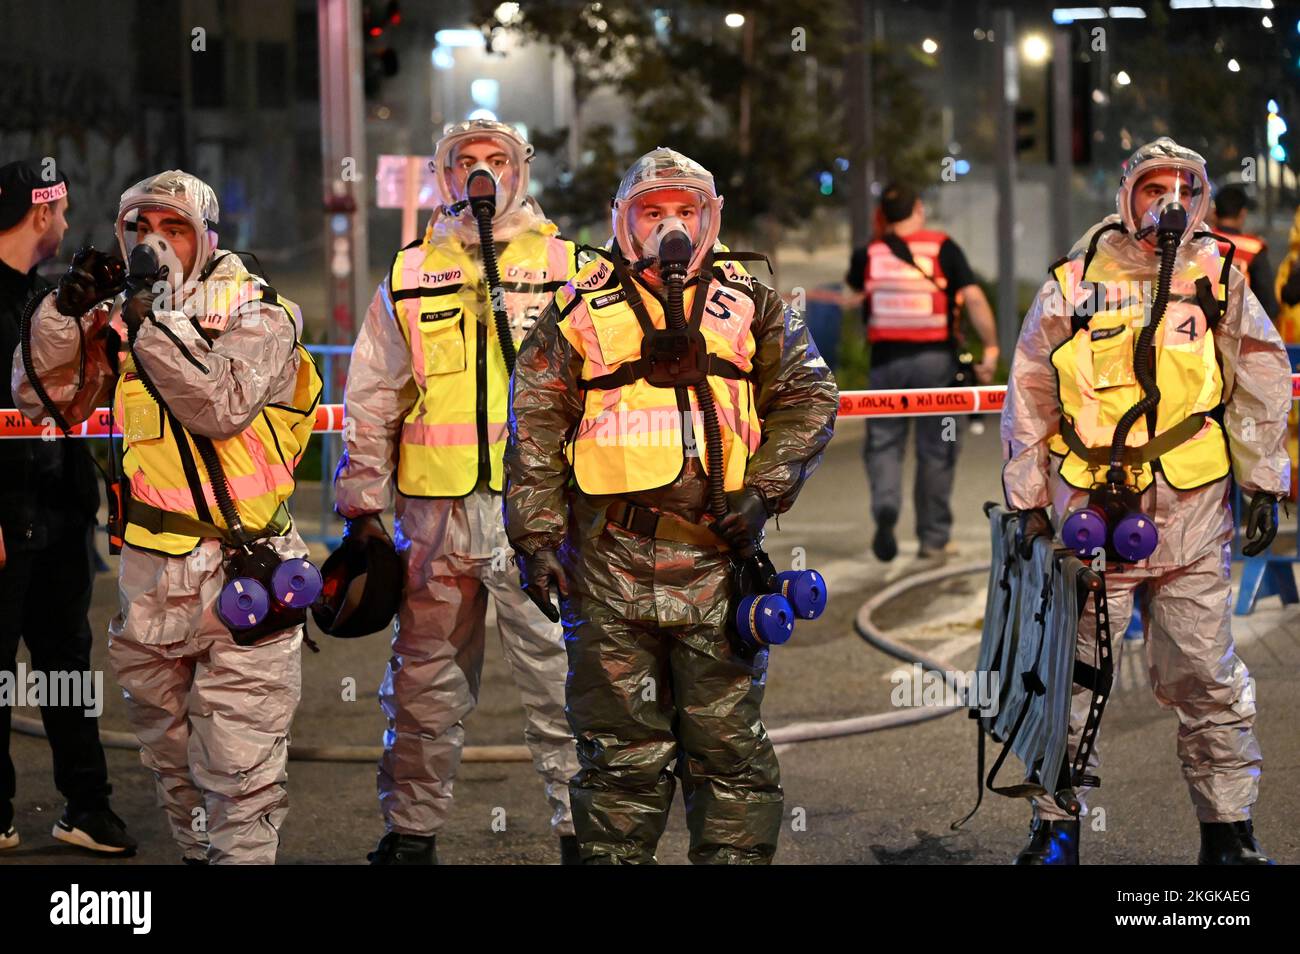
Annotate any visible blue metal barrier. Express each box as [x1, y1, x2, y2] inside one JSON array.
[[806, 289, 843, 372]]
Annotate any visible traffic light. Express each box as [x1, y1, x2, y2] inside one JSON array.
[[1047, 59, 1093, 166], [362, 1, 402, 99]]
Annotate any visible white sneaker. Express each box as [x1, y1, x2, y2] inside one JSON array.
[[0, 826, 19, 850]]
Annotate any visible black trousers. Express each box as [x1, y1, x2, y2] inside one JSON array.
[[0, 522, 111, 830]]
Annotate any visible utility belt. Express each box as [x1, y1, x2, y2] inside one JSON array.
[[604, 498, 729, 550], [1058, 411, 1207, 468], [124, 496, 293, 547], [602, 499, 827, 655]]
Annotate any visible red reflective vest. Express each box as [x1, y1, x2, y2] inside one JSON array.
[[863, 229, 951, 343], [1215, 231, 1266, 289]]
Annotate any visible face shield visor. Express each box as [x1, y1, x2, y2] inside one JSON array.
[[432, 119, 533, 222], [115, 170, 219, 288], [1116, 138, 1211, 248], [611, 148, 723, 278]]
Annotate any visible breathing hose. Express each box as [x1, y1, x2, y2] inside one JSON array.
[[472, 200, 516, 377], [662, 263, 728, 520], [1106, 221, 1180, 481], [18, 289, 73, 434]]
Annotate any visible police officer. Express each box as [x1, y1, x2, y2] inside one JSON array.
[[0, 160, 134, 856], [846, 183, 999, 563]]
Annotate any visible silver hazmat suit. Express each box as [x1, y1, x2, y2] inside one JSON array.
[[333, 143, 581, 839], [1001, 139, 1292, 823], [12, 170, 306, 863]]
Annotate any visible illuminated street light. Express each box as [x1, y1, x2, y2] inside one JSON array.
[[494, 2, 521, 24], [725, 12, 745, 28], [1115, 70, 1132, 85], [435, 29, 484, 48], [922, 37, 939, 54], [1021, 33, 1050, 64], [1227, 58, 1241, 71]]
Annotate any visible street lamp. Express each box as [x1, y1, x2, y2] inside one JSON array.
[[1021, 33, 1050, 65], [725, 12, 745, 28], [922, 37, 939, 54]]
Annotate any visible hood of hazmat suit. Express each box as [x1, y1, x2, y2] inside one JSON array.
[[116, 170, 221, 290], [429, 118, 546, 245], [611, 147, 723, 280], [1115, 137, 1212, 249]]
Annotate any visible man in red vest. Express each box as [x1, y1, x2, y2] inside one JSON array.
[[845, 183, 999, 561], [1212, 184, 1278, 321]]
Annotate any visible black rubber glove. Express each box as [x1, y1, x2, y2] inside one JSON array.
[[121, 286, 156, 341], [1016, 507, 1052, 560], [55, 246, 125, 317], [716, 488, 768, 557], [344, 513, 391, 545], [520, 548, 567, 623], [1242, 492, 1282, 557]]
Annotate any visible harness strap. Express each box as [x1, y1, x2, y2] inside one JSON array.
[[1058, 412, 1208, 467], [579, 354, 748, 390], [1064, 222, 1127, 335], [125, 498, 292, 546]]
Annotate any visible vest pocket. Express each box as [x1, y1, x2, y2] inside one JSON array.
[[121, 378, 164, 443], [589, 302, 643, 368], [1088, 324, 1136, 390], [418, 308, 466, 375]]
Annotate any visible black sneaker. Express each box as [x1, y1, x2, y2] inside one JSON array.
[[52, 807, 137, 857], [872, 508, 899, 562], [368, 831, 437, 865]]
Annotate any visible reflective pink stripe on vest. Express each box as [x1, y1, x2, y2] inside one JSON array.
[[401, 420, 508, 447]]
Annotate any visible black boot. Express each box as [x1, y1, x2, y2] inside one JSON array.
[[872, 508, 899, 562], [1013, 818, 1079, 865], [560, 834, 581, 865], [1198, 821, 1273, 865], [368, 831, 437, 865]]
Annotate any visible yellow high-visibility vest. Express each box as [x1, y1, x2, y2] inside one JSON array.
[[118, 269, 321, 555], [1048, 246, 1231, 492], [558, 255, 762, 495], [391, 226, 578, 497]]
